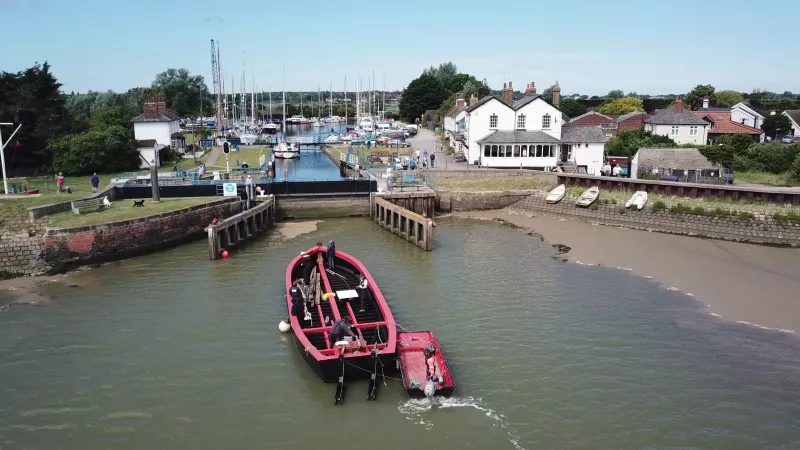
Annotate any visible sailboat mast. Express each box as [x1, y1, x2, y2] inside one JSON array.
[[251, 69, 255, 124], [329, 81, 333, 118], [383, 72, 386, 120], [282, 62, 286, 134], [344, 76, 348, 127]]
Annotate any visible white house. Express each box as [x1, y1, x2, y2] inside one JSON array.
[[784, 110, 800, 136], [730, 102, 766, 129], [135, 140, 166, 169], [133, 100, 181, 147], [443, 98, 467, 148], [644, 97, 709, 145], [464, 81, 605, 173]]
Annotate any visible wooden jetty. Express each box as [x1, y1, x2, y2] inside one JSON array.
[[206, 195, 276, 259]]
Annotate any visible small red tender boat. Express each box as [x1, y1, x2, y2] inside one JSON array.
[[397, 331, 456, 397], [285, 244, 397, 401]]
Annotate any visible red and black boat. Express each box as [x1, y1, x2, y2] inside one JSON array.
[[397, 331, 456, 398], [285, 244, 397, 402]]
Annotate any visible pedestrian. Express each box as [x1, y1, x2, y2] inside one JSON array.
[[91, 173, 99, 193], [423, 148, 428, 161], [430, 153, 436, 168], [416, 148, 421, 162], [56, 172, 64, 194], [357, 273, 369, 312], [327, 240, 336, 269], [240, 188, 249, 211], [409, 158, 416, 171]]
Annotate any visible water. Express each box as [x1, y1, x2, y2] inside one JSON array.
[[2, 218, 800, 449], [272, 149, 344, 182]]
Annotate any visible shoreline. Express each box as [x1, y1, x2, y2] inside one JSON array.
[[450, 210, 800, 333]]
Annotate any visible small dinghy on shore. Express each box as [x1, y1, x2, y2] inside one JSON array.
[[625, 191, 648, 210], [397, 331, 455, 398], [546, 184, 566, 204], [575, 186, 599, 207]]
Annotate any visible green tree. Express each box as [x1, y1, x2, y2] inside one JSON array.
[[598, 97, 644, 114], [151, 68, 211, 117], [715, 134, 753, 156], [560, 98, 587, 118], [399, 74, 446, 122], [541, 86, 553, 102], [686, 84, 716, 110], [761, 114, 792, 139], [791, 152, 800, 180], [715, 90, 745, 107], [460, 78, 491, 101], [50, 125, 140, 175], [0, 62, 75, 173], [605, 128, 677, 158], [607, 90, 624, 99], [422, 62, 461, 94], [736, 142, 800, 174], [437, 92, 458, 116]]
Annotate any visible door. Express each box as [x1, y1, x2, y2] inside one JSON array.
[[560, 145, 571, 162]]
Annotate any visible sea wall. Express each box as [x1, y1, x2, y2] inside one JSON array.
[[0, 221, 46, 278], [41, 198, 241, 272], [437, 190, 540, 212], [276, 196, 371, 220], [507, 191, 800, 247], [432, 169, 557, 182]]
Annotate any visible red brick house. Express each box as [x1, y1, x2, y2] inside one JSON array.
[[569, 110, 649, 137]]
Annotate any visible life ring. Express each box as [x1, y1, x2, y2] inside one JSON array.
[[322, 292, 336, 302]]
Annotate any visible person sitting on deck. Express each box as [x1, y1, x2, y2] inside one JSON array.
[[329, 316, 356, 345], [326, 240, 336, 269], [356, 274, 369, 313]]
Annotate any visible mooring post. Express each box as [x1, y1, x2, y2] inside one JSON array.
[[207, 226, 218, 260]]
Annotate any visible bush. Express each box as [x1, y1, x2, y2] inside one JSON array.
[[692, 206, 708, 216], [50, 125, 140, 175], [651, 200, 666, 212], [711, 207, 732, 218], [773, 209, 800, 223], [669, 203, 693, 214], [735, 211, 755, 220], [791, 153, 800, 181], [737, 143, 800, 174]]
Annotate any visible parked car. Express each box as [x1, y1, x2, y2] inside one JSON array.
[[387, 139, 410, 148], [781, 135, 796, 144], [391, 157, 409, 170]]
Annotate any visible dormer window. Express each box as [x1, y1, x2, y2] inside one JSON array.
[[490, 114, 498, 129], [542, 114, 551, 129], [517, 114, 526, 129]]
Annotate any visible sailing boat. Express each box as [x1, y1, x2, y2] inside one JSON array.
[[262, 89, 278, 134], [274, 64, 299, 159], [312, 87, 324, 127]]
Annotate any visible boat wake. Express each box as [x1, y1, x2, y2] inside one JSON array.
[[397, 396, 526, 450]]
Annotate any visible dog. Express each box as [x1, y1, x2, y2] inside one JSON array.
[[132, 200, 145, 207]]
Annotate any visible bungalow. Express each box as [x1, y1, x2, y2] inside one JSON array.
[[784, 110, 800, 136], [731, 101, 766, 129], [630, 148, 724, 183], [133, 99, 181, 147], [644, 97, 709, 145]]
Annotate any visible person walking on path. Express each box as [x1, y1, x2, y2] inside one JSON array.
[[430, 153, 436, 168], [56, 172, 64, 194], [326, 240, 336, 269], [416, 148, 421, 162], [91, 173, 99, 193]]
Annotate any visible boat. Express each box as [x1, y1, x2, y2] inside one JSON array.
[[575, 186, 599, 207], [312, 120, 324, 127], [625, 191, 648, 210], [240, 132, 258, 145], [262, 122, 279, 134], [324, 134, 341, 144], [274, 141, 299, 159], [397, 331, 456, 398], [287, 115, 305, 124], [285, 245, 397, 385], [546, 184, 566, 204]]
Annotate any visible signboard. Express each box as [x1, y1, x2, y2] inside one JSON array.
[[199, 139, 213, 147], [223, 183, 237, 197]]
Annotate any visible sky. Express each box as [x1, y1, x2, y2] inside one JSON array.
[[2, 0, 799, 97]]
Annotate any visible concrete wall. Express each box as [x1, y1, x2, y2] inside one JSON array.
[[437, 190, 540, 212], [276, 196, 370, 220], [28, 183, 118, 221], [507, 191, 800, 247], [41, 198, 240, 272], [431, 169, 557, 183]]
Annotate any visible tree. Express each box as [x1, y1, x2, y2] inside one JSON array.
[[422, 62, 460, 95], [715, 90, 745, 107], [791, 153, 800, 180], [437, 93, 458, 116], [541, 86, 553, 102], [461, 78, 491, 100], [0, 62, 74, 173], [715, 134, 753, 156], [560, 98, 587, 118], [598, 97, 644, 114], [50, 125, 140, 175], [605, 128, 677, 158], [607, 90, 624, 99], [761, 114, 792, 139], [686, 84, 716, 110], [399, 74, 446, 122], [151, 68, 211, 117]]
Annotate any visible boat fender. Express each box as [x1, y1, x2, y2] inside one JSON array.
[[278, 320, 291, 332], [322, 292, 335, 302]]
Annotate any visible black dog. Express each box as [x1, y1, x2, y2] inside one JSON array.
[[133, 200, 145, 207]]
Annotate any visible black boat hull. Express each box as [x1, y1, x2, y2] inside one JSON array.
[[291, 332, 397, 383]]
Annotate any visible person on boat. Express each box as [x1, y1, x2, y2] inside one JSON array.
[[356, 274, 369, 313], [326, 240, 336, 269], [290, 294, 305, 323], [424, 345, 441, 385], [301, 252, 313, 285], [329, 316, 356, 344]]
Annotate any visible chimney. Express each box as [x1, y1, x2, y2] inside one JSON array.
[[675, 96, 684, 113], [552, 81, 561, 108], [502, 82, 513, 106], [456, 98, 465, 109], [525, 82, 536, 97], [156, 98, 167, 114], [531, 81, 537, 95], [470, 93, 478, 106], [143, 100, 158, 120], [702, 96, 709, 109]]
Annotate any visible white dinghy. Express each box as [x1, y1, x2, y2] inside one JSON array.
[[625, 191, 649, 210], [575, 186, 599, 207], [546, 184, 566, 204]]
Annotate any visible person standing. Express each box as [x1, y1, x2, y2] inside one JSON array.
[[56, 172, 64, 194], [416, 148, 421, 162], [240, 188, 249, 211], [430, 153, 436, 168], [326, 240, 336, 269], [91, 173, 99, 193], [357, 273, 369, 312]]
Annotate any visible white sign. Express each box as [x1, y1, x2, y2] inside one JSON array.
[[223, 183, 237, 197]]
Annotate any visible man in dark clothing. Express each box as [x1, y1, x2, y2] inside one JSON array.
[[301, 252, 313, 285], [430, 153, 435, 168], [329, 316, 356, 344], [240, 189, 249, 211], [91, 173, 100, 193], [326, 240, 336, 269]]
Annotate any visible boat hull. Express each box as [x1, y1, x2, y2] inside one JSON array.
[[274, 152, 299, 159], [397, 331, 456, 398], [291, 332, 396, 382]]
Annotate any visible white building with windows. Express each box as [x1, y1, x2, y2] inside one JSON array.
[[644, 97, 709, 145], [132, 100, 181, 147], [730, 102, 766, 129], [464, 81, 606, 174]]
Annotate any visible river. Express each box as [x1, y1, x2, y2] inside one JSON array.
[[1, 217, 799, 449]]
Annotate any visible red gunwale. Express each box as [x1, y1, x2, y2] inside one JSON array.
[[285, 245, 397, 361]]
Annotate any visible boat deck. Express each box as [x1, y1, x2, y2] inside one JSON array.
[[398, 331, 454, 391]]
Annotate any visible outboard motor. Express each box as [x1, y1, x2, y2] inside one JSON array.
[[424, 376, 439, 400]]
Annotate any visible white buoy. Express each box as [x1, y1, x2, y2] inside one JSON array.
[[278, 320, 291, 332]]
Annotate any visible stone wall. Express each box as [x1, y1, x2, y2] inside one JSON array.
[[0, 221, 47, 278], [41, 198, 241, 272], [437, 190, 541, 212], [276, 196, 370, 220], [507, 191, 800, 247], [431, 169, 557, 183]]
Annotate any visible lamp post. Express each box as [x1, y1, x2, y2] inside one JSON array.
[[0, 123, 23, 195]]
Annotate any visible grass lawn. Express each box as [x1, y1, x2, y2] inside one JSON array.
[[436, 176, 552, 191], [205, 146, 271, 170], [734, 171, 800, 187], [43, 198, 216, 229]]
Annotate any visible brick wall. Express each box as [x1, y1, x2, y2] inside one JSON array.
[[40, 198, 241, 273], [507, 191, 800, 247], [0, 223, 47, 278]]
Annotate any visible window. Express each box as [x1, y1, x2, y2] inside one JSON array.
[[490, 114, 498, 129], [513, 145, 520, 157], [542, 114, 551, 129], [491, 145, 498, 157], [689, 126, 698, 136], [544, 145, 553, 157], [517, 114, 526, 129], [671, 126, 679, 136], [484, 145, 490, 157], [536, 145, 543, 157], [506, 145, 512, 157], [521, 145, 528, 157], [585, 143, 589, 148], [741, 118, 747, 124]]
